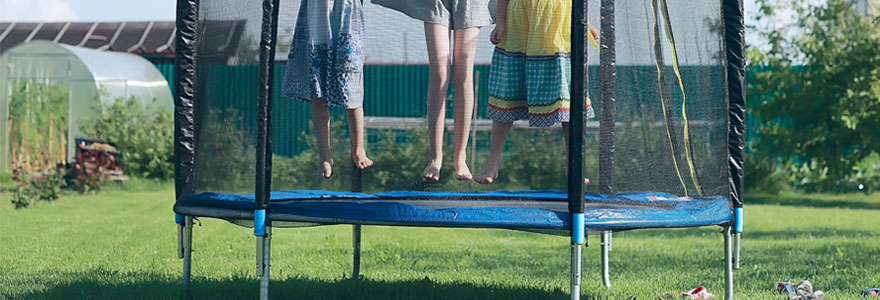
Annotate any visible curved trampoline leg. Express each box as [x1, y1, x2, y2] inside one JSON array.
[[601, 231, 611, 288], [724, 226, 734, 300], [182, 216, 193, 296], [352, 225, 361, 279], [257, 228, 271, 300]]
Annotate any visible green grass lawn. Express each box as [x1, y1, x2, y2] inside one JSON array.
[[1, 186, 878, 299]]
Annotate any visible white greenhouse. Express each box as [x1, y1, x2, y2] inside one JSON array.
[[0, 41, 172, 171]]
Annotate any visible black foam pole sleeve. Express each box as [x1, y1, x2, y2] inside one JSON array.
[[568, 0, 587, 213], [255, 0, 281, 210], [724, 0, 745, 208], [173, 0, 199, 200], [599, 0, 616, 196]]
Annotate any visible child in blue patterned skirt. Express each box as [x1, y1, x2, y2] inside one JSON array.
[[282, 0, 373, 179]]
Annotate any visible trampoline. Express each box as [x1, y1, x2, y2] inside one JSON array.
[[171, 0, 746, 299]]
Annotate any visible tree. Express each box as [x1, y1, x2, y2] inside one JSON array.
[[749, 0, 880, 188]]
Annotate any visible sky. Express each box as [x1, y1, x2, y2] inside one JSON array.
[[0, 0, 819, 52], [1, 0, 763, 23], [0, 0, 176, 22]]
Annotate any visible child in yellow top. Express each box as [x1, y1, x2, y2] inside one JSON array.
[[475, 0, 598, 184]]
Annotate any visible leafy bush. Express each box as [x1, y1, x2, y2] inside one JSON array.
[[80, 97, 174, 180], [749, 0, 880, 190], [786, 154, 880, 194], [10, 166, 66, 209], [192, 109, 257, 193], [743, 153, 787, 194]]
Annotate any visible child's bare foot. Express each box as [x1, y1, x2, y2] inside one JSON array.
[[474, 163, 500, 184], [422, 158, 442, 181], [318, 158, 334, 179], [351, 149, 373, 170], [453, 159, 472, 181]]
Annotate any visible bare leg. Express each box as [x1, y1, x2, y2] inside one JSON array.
[[475, 121, 513, 184], [346, 107, 373, 169], [451, 27, 480, 181], [312, 99, 333, 178], [423, 23, 452, 181], [562, 122, 590, 185]]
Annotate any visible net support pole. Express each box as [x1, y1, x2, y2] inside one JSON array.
[[176, 214, 185, 259], [254, 0, 280, 229], [352, 225, 362, 279], [350, 159, 363, 279], [182, 216, 193, 295], [600, 231, 611, 288], [257, 229, 271, 300], [568, 0, 587, 297], [254, 0, 280, 298], [172, 0, 198, 292], [568, 0, 587, 214], [570, 213, 585, 300], [724, 0, 746, 273], [599, 0, 616, 199], [598, 0, 617, 290], [734, 232, 741, 270], [724, 226, 734, 300], [173, 0, 197, 213]]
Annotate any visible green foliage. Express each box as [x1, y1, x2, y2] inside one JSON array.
[[79, 97, 174, 180], [193, 109, 256, 193], [270, 119, 571, 192], [10, 167, 66, 209], [743, 154, 788, 194], [69, 166, 106, 194], [7, 81, 69, 169], [749, 0, 880, 191]]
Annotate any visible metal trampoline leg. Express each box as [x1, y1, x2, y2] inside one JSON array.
[[570, 243, 583, 300], [257, 228, 271, 300], [352, 225, 361, 279], [734, 232, 741, 270], [182, 216, 193, 294], [724, 227, 734, 300], [570, 213, 585, 300], [601, 231, 611, 288]]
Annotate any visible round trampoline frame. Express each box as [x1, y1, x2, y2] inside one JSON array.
[[170, 0, 747, 299]]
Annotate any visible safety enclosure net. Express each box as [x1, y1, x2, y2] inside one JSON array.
[[176, 0, 737, 229]]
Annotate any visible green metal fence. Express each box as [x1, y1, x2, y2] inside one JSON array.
[[153, 62, 745, 157]]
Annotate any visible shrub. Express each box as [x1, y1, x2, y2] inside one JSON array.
[[743, 153, 787, 194], [79, 97, 174, 180], [192, 109, 257, 193], [10, 166, 66, 209]]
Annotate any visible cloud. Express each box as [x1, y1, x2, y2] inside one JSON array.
[[0, 0, 77, 22]]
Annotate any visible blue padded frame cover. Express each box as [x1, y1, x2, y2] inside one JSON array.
[[176, 191, 732, 232]]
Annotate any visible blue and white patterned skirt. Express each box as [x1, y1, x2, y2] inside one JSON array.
[[282, 0, 365, 109]]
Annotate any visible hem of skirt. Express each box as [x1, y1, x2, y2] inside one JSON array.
[[283, 94, 363, 110], [486, 106, 571, 128]]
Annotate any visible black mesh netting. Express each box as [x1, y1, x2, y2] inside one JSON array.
[[187, 0, 730, 200]]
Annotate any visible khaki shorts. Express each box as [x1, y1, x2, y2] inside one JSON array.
[[372, 0, 496, 29]]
